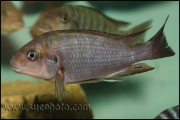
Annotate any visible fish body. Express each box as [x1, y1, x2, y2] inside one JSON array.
[[1, 1, 24, 35], [30, 5, 151, 38], [154, 105, 179, 119], [10, 16, 175, 101]]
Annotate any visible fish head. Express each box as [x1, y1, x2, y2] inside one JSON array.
[[1, 1, 24, 35], [10, 35, 59, 81], [30, 6, 77, 38]]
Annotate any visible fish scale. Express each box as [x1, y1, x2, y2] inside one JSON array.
[[56, 33, 135, 82]]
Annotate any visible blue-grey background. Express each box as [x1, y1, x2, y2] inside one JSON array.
[[1, 1, 179, 119]]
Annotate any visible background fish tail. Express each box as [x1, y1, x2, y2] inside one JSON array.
[[143, 16, 175, 60]]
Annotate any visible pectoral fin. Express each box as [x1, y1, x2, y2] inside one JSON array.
[[54, 69, 66, 101], [107, 63, 154, 78]]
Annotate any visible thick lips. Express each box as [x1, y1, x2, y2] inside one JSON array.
[[10, 59, 23, 73], [11, 66, 23, 73], [37, 23, 51, 32]]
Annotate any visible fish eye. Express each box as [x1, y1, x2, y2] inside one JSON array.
[[51, 56, 58, 63], [27, 50, 38, 61], [60, 14, 68, 23]]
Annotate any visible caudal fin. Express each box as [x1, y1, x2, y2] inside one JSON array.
[[144, 15, 175, 60]]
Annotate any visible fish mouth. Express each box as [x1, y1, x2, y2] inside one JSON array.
[[37, 24, 51, 32], [10, 65, 23, 73], [10, 61, 23, 73]]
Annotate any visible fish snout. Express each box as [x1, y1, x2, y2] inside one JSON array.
[[10, 54, 24, 73]]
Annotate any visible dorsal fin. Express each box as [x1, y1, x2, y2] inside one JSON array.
[[52, 26, 152, 44], [119, 26, 152, 45]]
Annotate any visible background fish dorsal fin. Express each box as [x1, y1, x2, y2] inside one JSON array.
[[119, 26, 152, 46], [124, 20, 152, 34], [111, 19, 130, 28]]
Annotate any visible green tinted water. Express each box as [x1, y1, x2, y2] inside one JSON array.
[[1, 1, 179, 119]]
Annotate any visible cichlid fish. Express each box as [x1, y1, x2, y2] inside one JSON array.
[[1, 1, 24, 35], [154, 105, 179, 119], [10, 16, 175, 101], [30, 5, 152, 39]]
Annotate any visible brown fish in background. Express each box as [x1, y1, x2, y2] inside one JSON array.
[[1, 1, 24, 35], [154, 105, 179, 119], [10, 16, 175, 101], [30, 5, 152, 40]]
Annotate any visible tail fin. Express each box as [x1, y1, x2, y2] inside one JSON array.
[[144, 15, 175, 60]]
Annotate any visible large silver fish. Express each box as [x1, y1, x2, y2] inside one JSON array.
[[10, 16, 175, 101]]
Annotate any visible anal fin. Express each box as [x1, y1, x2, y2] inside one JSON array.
[[107, 63, 154, 78], [68, 78, 101, 84], [68, 78, 123, 84], [101, 79, 123, 82]]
